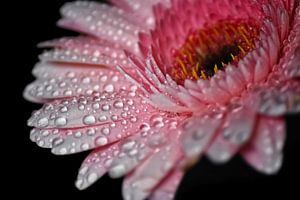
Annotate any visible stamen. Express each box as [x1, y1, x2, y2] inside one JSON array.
[[171, 20, 259, 84], [214, 64, 219, 74]]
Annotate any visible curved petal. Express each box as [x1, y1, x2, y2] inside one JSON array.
[[108, 115, 184, 178], [122, 131, 183, 200], [24, 63, 132, 102], [206, 106, 257, 163], [110, 0, 171, 28], [27, 89, 155, 129], [241, 116, 286, 174], [37, 36, 131, 67], [149, 170, 183, 200], [244, 80, 300, 116], [75, 143, 120, 190], [58, 1, 143, 54], [181, 111, 223, 159]]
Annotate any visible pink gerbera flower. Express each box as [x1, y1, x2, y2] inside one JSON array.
[[25, 0, 300, 199]]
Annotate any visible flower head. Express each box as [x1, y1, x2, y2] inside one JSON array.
[[25, 0, 300, 199]]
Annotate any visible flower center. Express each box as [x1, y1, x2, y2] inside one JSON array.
[[170, 20, 259, 84]]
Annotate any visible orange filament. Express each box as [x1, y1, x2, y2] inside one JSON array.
[[170, 20, 259, 84]]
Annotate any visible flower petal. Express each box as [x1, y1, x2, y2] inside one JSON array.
[[241, 116, 286, 174], [30, 112, 154, 155], [149, 170, 183, 200], [58, 1, 143, 54], [122, 131, 183, 200], [181, 111, 223, 159], [206, 106, 256, 163], [75, 143, 120, 190], [110, 0, 170, 28], [38, 36, 130, 67], [108, 115, 184, 178], [245, 80, 300, 116], [24, 62, 132, 102], [27, 89, 155, 129]]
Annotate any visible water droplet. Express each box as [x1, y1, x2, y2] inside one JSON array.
[[113, 100, 124, 108], [122, 140, 136, 151], [99, 115, 108, 122], [55, 117, 67, 126], [126, 99, 134, 105], [95, 136, 108, 146], [104, 159, 113, 168], [104, 84, 114, 92], [100, 75, 108, 82], [59, 147, 67, 154], [130, 116, 137, 123], [78, 104, 85, 110], [101, 104, 110, 111], [41, 130, 50, 136], [92, 103, 100, 110], [37, 140, 45, 147], [109, 164, 126, 178], [87, 128, 96, 136], [139, 123, 150, 132], [75, 179, 83, 189], [101, 127, 110, 135], [52, 137, 64, 147], [81, 143, 90, 151], [37, 117, 49, 128], [111, 115, 118, 121], [79, 166, 89, 175], [74, 131, 82, 138], [87, 172, 98, 183], [60, 106, 68, 113], [128, 149, 138, 156], [150, 115, 164, 128], [83, 115, 96, 125], [82, 77, 91, 84]]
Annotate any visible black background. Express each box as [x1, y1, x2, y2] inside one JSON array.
[[11, 0, 300, 199]]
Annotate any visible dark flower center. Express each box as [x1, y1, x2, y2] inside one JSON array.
[[170, 21, 259, 84]]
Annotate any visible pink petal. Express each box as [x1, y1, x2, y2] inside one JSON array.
[[30, 113, 152, 155], [75, 143, 120, 190], [149, 170, 183, 200], [279, 5, 300, 79], [38, 36, 130, 67], [181, 111, 223, 159], [241, 116, 286, 174], [27, 89, 155, 129], [110, 0, 170, 28], [244, 80, 300, 116], [24, 62, 132, 102], [122, 131, 183, 200], [58, 1, 143, 54], [108, 115, 184, 178], [206, 107, 256, 163]]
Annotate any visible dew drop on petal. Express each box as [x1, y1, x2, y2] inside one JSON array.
[[102, 104, 110, 111], [54, 117, 67, 126], [87, 172, 98, 184], [109, 164, 126, 178], [99, 115, 108, 122], [59, 147, 67, 155], [113, 100, 124, 108], [101, 127, 110, 135], [37, 117, 49, 128], [139, 123, 150, 132], [83, 115, 96, 125], [104, 84, 114, 93], [95, 136, 108, 146], [52, 137, 64, 147], [81, 143, 90, 151]]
